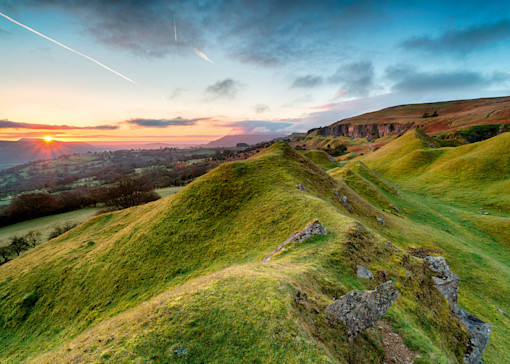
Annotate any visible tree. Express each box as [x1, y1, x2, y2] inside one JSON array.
[[24, 231, 42, 248], [105, 175, 160, 210], [0, 245, 12, 264], [9, 236, 30, 256]]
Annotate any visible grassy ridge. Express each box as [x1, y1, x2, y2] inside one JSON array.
[[0, 140, 508, 362]]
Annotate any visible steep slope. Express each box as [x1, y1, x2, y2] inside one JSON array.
[[308, 96, 510, 140], [0, 142, 508, 363]]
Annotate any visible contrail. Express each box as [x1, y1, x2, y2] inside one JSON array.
[[174, 19, 177, 44], [193, 47, 214, 64], [0, 11, 137, 85]]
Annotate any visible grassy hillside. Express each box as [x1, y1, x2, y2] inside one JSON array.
[[0, 140, 508, 363], [363, 130, 510, 211]]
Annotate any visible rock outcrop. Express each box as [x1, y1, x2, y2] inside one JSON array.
[[334, 190, 351, 212], [424, 256, 492, 364], [261, 219, 327, 262], [376, 217, 386, 226], [356, 264, 374, 279], [325, 281, 400, 339], [310, 122, 413, 141]]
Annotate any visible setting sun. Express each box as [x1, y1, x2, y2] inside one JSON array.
[[43, 136, 53, 142]]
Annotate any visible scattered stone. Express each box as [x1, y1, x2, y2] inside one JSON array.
[[424, 256, 492, 364], [497, 308, 506, 315], [405, 270, 411, 278], [392, 204, 400, 213], [325, 281, 400, 339], [376, 217, 386, 226], [425, 187, 429, 191], [327, 155, 336, 163], [334, 191, 352, 212], [408, 247, 441, 259], [356, 264, 374, 279], [296, 184, 307, 192], [483, 212, 489, 215], [261, 218, 327, 262]]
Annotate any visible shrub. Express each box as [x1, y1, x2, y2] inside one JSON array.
[[48, 222, 77, 240]]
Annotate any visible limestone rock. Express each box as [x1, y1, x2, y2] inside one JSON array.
[[296, 184, 307, 192], [455, 307, 492, 364], [424, 256, 459, 305], [327, 155, 336, 163], [356, 264, 374, 279], [261, 218, 326, 262], [424, 256, 492, 364], [376, 217, 386, 226], [325, 281, 400, 339]]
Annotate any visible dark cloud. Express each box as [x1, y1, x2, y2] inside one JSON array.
[[125, 117, 205, 128], [5, 0, 386, 65], [386, 65, 510, 93], [401, 19, 510, 54], [0, 119, 118, 130], [206, 79, 243, 99], [328, 61, 375, 97], [253, 104, 269, 114], [291, 75, 324, 88]]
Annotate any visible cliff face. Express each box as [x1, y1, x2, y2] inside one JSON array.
[[312, 122, 414, 140]]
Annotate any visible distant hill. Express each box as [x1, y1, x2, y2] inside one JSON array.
[[206, 133, 285, 147], [0, 139, 98, 169], [308, 96, 510, 140]]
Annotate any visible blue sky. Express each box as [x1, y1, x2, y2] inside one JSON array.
[[0, 0, 509, 142]]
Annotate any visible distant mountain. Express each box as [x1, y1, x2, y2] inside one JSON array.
[[0, 139, 98, 169], [307, 96, 510, 140], [206, 134, 286, 147]]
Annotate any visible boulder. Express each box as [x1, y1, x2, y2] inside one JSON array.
[[424, 256, 492, 364], [261, 218, 326, 262], [356, 264, 374, 279], [325, 281, 400, 339]]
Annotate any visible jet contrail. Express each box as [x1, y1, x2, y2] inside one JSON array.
[[0, 11, 137, 85], [193, 47, 214, 64], [174, 20, 177, 44]]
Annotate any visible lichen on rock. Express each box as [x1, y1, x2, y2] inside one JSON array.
[[325, 280, 400, 339]]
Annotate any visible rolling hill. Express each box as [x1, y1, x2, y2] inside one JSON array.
[[0, 133, 508, 362]]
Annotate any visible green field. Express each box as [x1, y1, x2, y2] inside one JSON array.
[[0, 186, 184, 247], [0, 135, 508, 363]]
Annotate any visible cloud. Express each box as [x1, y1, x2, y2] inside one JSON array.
[[229, 120, 294, 134], [7, 1, 385, 65], [328, 61, 375, 97], [125, 117, 205, 128], [206, 79, 243, 99], [386, 65, 510, 93], [401, 19, 510, 54], [291, 75, 324, 88], [253, 104, 269, 114], [0, 119, 118, 130]]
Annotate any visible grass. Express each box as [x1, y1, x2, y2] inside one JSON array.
[[0, 208, 99, 246], [0, 139, 508, 363]]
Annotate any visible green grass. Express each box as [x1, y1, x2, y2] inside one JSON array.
[[0, 208, 99, 246], [0, 139, 508, 363]]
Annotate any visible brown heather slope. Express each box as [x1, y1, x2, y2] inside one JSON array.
[[309, 96, 510, 140]]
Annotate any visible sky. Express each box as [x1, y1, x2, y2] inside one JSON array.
[[1, 0, 510, 144]]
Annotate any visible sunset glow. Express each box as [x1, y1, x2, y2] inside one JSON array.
[[43, 136, 53, 142], [1, 2, 509, 145]]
